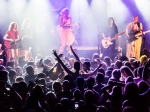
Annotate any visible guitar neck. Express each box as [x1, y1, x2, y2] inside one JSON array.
[[144, 30, 150, 34]]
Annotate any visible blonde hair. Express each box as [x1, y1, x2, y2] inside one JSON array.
[[8, 22, 18, 31], [140, 55, 147, 65]]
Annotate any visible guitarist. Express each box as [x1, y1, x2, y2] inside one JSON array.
[[20, 19, 33, 61], [3, 22, 20, 62], [102, 17, 118, 60], [126, 16, 143, 60]]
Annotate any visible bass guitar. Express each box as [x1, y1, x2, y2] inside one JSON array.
[[101, 32, 125, 49], [128, 30, 150, 43]]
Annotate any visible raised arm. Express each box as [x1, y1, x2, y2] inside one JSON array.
[[53, 50, 73, 75], [70, 45, 81, 62], [83, 64, 102, 78]]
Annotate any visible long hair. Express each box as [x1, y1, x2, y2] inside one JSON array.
[[120, 66, 134, 78], [8, 22, 18, 31], [22, 18, 31, 28], [108, 17, 116, 26]]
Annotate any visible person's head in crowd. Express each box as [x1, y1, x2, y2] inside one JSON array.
[[15, 66, 23, 76], [9, 69, 17, 84], [120, 66, 134, 81], [137, 80, 149, 94], [53, 81, 62, 94], [60, 98, 70, 112], [129, 58, 136, 64], [91, 61, 98, 70], [37, 78, 47, 87], [18, 56, 26, 68], [30, 85, 44, 102], [37, 73, 46, 79], [12, 82, 19, 91], [104, 56, 111, 67], [95, 73, 104, 85], [122, 106, 136, 112], [0, 81, 6, 95], [0, 70, 8, 83], [124, 82, 139, 100], [111, 86, 122, 97], [125, 76, 134, 84], [84, 90, 94, 104], [107, 67, 113, 71], [132, 60, 140, 70], [44, 58, 53, 66], [111, 69, 121, 81], [64, 75, 75, 89], [122, 100, 132, 109], [74, 61, 80, 71], [86, 77, 95, 89], [26, 65, 34, 75], [62, 80, 70, 91], [54, 103, 65, 112], [15, 76, 24, 82], [64, 75, 73, 83], [0, 65, 6, 71], [27, 61, 35, 69], [140, 55, 147, 65], [83, 61, 91, 72], [98, 68, 105, 76], [114, 60, 122, 69], [119, 56, 128, 62], [73, 89, 81, 101], [85, 58, 90, 62], [137, 66, 144, 78], [124, 61, 133, 71], [6, 61, 15, 69], [6, 66, 12, 72], [46, 92, 57, 112], [96, 106, 108, 112], [17, 81, 27, 97], [76, 77, 85, 89], [69, 58, 75, 67], [80, 57, 85, 63], [92, 53, 100, 61], [105, 70, 112, 78], [110, 63, 115, 68]]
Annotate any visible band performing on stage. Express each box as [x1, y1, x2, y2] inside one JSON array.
[[0, 8, 149, 66]]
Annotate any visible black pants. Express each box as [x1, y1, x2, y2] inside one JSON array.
[[102, 40, 116, 60]]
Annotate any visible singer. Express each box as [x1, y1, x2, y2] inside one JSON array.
[[59, 8, 75, 54], [126, 16, 143, 59]]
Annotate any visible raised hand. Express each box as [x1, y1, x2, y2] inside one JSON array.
[[53, 50, 58, 57]]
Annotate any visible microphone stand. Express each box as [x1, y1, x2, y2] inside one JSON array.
[[98, 26, 101, 55]]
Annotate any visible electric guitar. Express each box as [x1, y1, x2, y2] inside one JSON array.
[[101, 32, 125, 49], [128, 30, 150, 43]]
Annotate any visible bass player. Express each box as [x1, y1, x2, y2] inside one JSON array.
[[126, 16, 143, 59]]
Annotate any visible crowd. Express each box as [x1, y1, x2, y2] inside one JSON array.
[[0, 45, 150, 112]]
